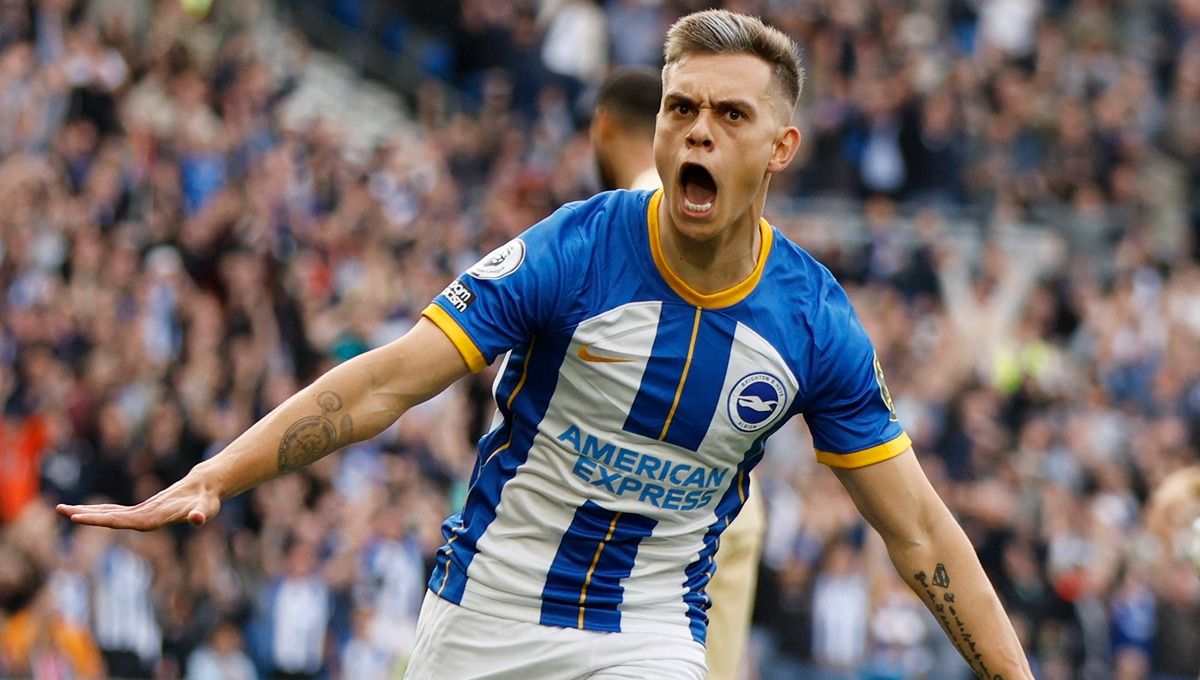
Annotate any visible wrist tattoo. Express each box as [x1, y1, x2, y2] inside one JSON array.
[[915, 564, 1004, 680], [277, 391, 355, 473]]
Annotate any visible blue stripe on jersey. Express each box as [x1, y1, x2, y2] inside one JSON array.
[[680, 422, 779, 644], [660, 312, 737, 450], [623, 304, 701, 445], [468, 346, 531, 487], [540, 501, 658, 631], [429, 331, 576, 604]]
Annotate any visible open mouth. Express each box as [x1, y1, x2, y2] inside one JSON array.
[[679, 163, 717, 218]]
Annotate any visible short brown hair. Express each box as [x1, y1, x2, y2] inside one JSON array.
[[663, 10, 804, 114]]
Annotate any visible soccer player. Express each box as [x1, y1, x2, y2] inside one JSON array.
[[59, 10, 1034, 679], [591, 67, 663, 192], [1148, 466, 1200, 573], [591, 66, 766, 680]]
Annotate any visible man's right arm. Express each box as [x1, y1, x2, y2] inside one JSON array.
[[57, 318, 471, 530]]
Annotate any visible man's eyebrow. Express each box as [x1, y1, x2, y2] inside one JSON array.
[[663, 92, 697, 106], [663, 93, 758, 113], [713, 98, 757, 113]]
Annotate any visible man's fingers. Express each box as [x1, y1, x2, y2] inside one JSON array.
[[57, 503, 130, 517], [61, 501, 219, 531], [66, 511, 159, 531], [60, 501, 174, 531], [58, 487, 220, 531]]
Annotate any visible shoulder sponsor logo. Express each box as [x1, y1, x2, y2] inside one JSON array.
[[873, 353, 899, 422], [440, 279, 476, 312], [728, 372, 786, 432], [578, 344, 633, 364], [467, 238, 526, 280]]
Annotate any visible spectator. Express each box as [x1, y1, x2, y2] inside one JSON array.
[[91, 533, 162, 678], [0, 409, 48, 524], [810, 540, 870, 673], [261, 538, 331, 679], [0, 582, 103, 680], [186, 620, 258, 680], [338, 608, 392, 680]]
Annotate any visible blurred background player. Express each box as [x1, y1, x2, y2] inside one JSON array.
[[1148, 466, 1200, 574], [591, 67, 661, 192], [590, 65, 766, 680]]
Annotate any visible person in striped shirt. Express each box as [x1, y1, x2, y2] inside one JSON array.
[[590, 65, 768, 680]]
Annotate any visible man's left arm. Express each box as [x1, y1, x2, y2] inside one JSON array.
[[833, 448, 1034, 680]]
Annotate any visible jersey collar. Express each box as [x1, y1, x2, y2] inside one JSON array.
[[646, 188, 773, 309]]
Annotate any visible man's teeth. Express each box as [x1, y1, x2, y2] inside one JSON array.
[[684, 198, 713, 212]]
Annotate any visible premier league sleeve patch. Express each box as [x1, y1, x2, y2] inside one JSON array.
[[421, 202, 585, 372], [468, 238, 526, 280]]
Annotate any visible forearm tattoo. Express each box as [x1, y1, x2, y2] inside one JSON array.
[[914, 564, 1004, 680], [277, 391, 354, 473]]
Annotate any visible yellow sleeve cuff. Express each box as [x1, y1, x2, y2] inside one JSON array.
[[421, 303, 488, 373], [815, 432, 912, 469]]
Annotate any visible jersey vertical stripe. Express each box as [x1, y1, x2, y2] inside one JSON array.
[[623, 304, 702, 443], [469, 342, 533, 487], [540, 501, 658, 630], [681, 440, 764, 644], [660, 311, 738, 450]]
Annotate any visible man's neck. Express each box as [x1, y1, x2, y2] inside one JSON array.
[[656, 198, 764, 296], [612, 138, 657, 192]]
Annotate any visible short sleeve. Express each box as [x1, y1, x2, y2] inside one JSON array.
[[422, 205, 584, 372], [802, 279, 910, 468]]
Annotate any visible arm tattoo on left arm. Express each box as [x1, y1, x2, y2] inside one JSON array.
[[914, 563, 1005, 680], [277, 391, 355, 473]]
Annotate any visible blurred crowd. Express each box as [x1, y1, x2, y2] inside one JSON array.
[[0, 0, 1198, 679]]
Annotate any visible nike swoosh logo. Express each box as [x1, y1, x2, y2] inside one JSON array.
[[578, 345, 633, 364]]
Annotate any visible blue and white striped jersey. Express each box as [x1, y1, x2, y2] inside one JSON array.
[[421, 188, 909, 644]]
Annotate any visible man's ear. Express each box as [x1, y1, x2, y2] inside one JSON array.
[[767, 125, 801, 174], [591, 107, 613, 143]]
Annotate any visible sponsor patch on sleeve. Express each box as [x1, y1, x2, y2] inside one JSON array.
[[873, 353, 899, 422], [440, 278, 477, 312]]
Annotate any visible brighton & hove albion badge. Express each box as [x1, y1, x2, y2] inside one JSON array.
[[728, 372, 787, 433]]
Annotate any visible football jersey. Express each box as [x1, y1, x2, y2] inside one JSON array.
[[421, 188, 909, 645]]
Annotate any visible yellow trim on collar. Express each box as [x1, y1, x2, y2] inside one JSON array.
[[815, 432, 912, 469], [421, 303, 487, 373], [646, 188, 772, 309]]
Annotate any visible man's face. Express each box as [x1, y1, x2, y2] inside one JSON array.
[[654, 53, 795, 241]]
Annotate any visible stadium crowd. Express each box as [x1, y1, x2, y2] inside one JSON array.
[[0, 0, 1198, 678]]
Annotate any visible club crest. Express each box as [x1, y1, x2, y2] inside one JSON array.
[[728, 372, 786, 433]]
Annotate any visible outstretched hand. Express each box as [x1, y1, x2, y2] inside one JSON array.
[[56, 475, 221, 531]]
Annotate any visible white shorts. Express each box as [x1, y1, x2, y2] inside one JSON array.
[[402, 591, 707, 680]]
